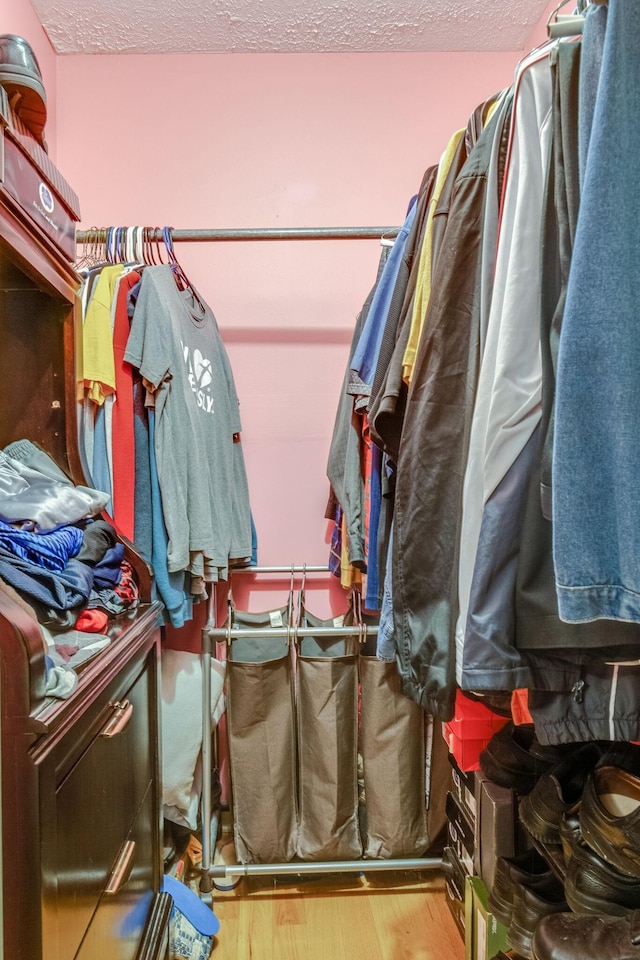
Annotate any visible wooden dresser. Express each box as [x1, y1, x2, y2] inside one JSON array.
[[0, 94, 170, 959]]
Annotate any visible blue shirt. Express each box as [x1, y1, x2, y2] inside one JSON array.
[[350, 199, 417, 392]]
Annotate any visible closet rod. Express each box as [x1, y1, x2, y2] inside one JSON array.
[[75, 226, 399, 243]]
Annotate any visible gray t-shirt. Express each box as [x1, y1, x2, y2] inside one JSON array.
[[124, 265, 252, 579]]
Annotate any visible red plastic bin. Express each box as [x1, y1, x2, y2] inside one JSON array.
[[443, 690, 510, 772]]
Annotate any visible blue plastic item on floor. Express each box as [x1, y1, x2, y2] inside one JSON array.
[[162, 874, 220, 959]]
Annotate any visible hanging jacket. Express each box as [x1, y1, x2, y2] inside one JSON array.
[[390, 95, 512, 720], [552, 0, 640, 625], [326, 247, 389, 570], [368, 164, 438, 464]]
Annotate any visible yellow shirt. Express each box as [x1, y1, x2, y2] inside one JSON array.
[[82, 264, 124, 405], [402, 129, 465, 384]]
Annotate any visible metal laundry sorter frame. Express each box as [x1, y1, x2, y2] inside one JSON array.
[[198, 564, 444, 899]]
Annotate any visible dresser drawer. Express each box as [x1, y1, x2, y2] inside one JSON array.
[[73, 780, 160, 960], [43, 650, 156, 960]]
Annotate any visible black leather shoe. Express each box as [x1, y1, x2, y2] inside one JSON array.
[[489, 848, 554, 926], [0, 34, 47, 147], [580, 766, 640, 879], [565, 839, 640, 916], [518, 741, 608, 844], [479, 723, 571, 795], [559, 808, 581, 863], [508, 874, 568, 959], [531, 910, 640, 960]]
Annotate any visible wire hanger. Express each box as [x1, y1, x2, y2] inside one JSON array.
[[75, 226, 104, 271]]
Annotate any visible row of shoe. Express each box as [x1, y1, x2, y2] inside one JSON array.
[[480, 726, 640, 959], [0, 34, 48, 151]]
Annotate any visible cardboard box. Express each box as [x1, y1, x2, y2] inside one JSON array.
[[449, 753, 478, 828], [473, 771, 517, 893], [443, 845, 470, 899], [446, 792, 474, 855], [464, 876, 509, 960], [0, 95, 80, 261], [448, 821, 474, 877], [444, 846, 467, 941], [446, 877, 466, 941], [447, 791, 475, 877]]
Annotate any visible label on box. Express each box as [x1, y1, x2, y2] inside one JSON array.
[[465, 784, 477, 819], [476, 911, 487, 960], [450, 757, 478, 826], [448, 822, 474, 876], [445, 880, 465, 941]]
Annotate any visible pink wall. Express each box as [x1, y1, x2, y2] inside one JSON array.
[[54, 45, 531, 624], [56, 48, 520, 623], [0, 0, 58, 156]]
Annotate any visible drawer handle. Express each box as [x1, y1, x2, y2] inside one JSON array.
[[105, 840, 136, 895], [100, 699, 133, 738]]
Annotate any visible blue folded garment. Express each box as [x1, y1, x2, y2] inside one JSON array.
[[0, 519, 83, 572], [0, 548, 94, 614], [93, 543, 124, 588]]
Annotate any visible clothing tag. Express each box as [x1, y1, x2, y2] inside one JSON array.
[[269, 610, 283, 628], [333, 615, 345, 628]]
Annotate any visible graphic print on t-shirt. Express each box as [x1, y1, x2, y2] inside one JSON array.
[[182, 341, 215, 414]]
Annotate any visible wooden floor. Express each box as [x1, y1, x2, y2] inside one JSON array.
[[205, 862, 464, 960]]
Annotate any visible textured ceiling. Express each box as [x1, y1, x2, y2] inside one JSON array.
[[31, 0, 551, 55]]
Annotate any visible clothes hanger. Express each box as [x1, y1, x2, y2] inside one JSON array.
[[75, 226, 103, 271], [162, 226, 207, 315], [547, 0, 590, 38], [105, 226, 116, 263], [117, 225, 144, 272], [153, 227, 169, 266], [113, 226, 123, 263], [162, 226, 188, 286], [142, 227, 161, 266], [125, 226, 138, 265], [118, 226, 129, 263]]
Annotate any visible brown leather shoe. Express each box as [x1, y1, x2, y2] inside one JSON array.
[[531, 910, 640, 960], [580, 767, 640, 879], [0, 34, 47, 148]]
